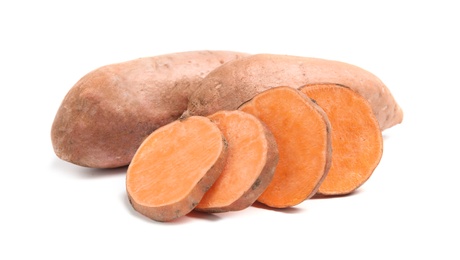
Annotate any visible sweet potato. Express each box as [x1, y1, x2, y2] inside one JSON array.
[[51, 50, 248, 168], [239, 86, 332, 208], [299, 84, 383, 195], [126, 116, 228, 222], [195, 110, 279, 213], [184, 53, 403, 131]]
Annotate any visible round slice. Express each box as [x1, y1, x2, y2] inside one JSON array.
[[195, 110, 279, 213], [300, 83, 383, 195], [239, 86, 332, 208], [126, 116, 228, 222]]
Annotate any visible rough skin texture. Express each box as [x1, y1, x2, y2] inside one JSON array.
[[185, 54, 403, 131], [51, 50, 248, 168]]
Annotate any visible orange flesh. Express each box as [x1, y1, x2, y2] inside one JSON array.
[[300, 84, 383, 195], [239, 87, 331, 208], [126, 116, 225, 207], [196, 111, 271, 210]]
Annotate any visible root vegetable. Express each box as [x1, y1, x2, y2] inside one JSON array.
[[185, 54, 403, 131], [195, 110, 279, 213], [239, 86, 332, 208], [299, 84, 383, 195], [51, 50, 248, 168], [126, 116, 228, 222]]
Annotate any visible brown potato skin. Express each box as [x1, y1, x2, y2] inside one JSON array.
[[51, 50, 248, 168], [185, 54, 403, 131]]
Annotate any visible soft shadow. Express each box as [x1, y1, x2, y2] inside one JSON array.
[[50, 157, 127, 179], [154, 210, 223, 225], [382, 133, 391, 141], [121, 192, 222, 225], [121, 193, 156, 224], [251, 201, 304, 213], [80, 166, 128, 178], [185, 210, 222, 221], [310, 189, 362, 200]]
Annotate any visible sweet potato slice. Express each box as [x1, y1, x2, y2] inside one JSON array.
[[195, 110, 279, 213], [239, 86, 332, 208], [299, 84, 383, 195], [126, 116, 228, 222]]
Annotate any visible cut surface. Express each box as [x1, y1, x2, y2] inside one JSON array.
[[195, 110, 279, 212], [126, 116, 227, 222], [239, 86, 331, 208], [300, 84, 383, 195]]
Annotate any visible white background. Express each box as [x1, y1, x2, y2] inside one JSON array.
[[1, 0, 459, 259]]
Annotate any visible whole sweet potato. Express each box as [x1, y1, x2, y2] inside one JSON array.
[[51, 50, 248, 168], [184, 54, 403, 131]]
